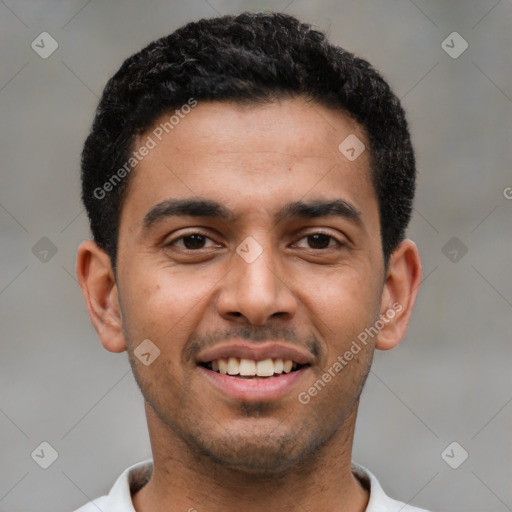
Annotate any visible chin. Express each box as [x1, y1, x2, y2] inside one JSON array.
[[199, 439, 306, 474], [186, 419, 332, 475]]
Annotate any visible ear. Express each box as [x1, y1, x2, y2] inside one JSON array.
[[76, 240, 126, 353], [375, 239, 422, 351]]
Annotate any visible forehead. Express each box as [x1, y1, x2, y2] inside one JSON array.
[[141, 98, 368, 164], [122, 98, 377, 228]]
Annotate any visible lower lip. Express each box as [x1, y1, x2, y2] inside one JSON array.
[[198, 366, 310, 402]]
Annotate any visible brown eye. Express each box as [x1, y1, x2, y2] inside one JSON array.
[[168, 233, 219, 250], [306, 233, 332, 249], [294, 232, 341, 250], [181, 234, 207, 249]]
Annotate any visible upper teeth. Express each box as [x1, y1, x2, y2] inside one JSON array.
[[211, 358, 295, 376]]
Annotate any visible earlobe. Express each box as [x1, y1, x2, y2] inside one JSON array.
[[76, 240, 127, 353], [375, 239, 422, 351]]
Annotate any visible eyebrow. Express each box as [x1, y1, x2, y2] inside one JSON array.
[[143, 199, 237, 228], [142, 197, 362, 230], [275, 199, 362, 225]]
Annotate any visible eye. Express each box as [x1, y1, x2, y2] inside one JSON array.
[[167, 233, 220, 250], [166, 231, 343, 251], [294, 232, 343, 250]]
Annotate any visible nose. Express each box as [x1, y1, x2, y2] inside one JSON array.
[[216, 242, 297, 325]]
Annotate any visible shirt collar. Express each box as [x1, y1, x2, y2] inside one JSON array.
[[102, 459, 429, 512]]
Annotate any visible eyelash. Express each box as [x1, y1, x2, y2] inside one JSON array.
[[166, 231, 345, 250]]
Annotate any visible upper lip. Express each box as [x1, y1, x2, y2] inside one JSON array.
[[196, 341, 314, 366]]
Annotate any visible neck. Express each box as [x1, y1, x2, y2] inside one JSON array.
[[133, 403, 368, 512]]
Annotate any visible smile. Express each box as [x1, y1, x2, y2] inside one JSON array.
[[198, 360, 310, 402], [200, 357, 306, 378]]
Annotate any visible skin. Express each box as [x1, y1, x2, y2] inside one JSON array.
[[77, 97, 422, 512]]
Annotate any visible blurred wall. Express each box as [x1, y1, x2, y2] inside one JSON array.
[[0, 1, 511, 511]]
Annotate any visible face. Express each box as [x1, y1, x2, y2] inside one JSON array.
[[111, 98, 388, 471]]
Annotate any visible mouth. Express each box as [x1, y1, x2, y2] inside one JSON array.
[[195, 342, 314, 402], [197, 357, 311, 402], [199, 357, 309, 379]]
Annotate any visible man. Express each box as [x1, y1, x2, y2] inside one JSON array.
[[75, 11, 426, 512]]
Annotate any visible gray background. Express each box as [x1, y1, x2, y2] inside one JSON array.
[[0, 0, 511, 510]]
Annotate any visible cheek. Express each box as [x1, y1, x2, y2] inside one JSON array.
[[300, 268, 381, 351], [118, 259, 218, 346]]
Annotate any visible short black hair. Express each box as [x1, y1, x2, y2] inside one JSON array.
[[81, 11, 415, 267]]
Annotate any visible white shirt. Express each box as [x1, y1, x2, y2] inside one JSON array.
[[73, 459, 431, 512]]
